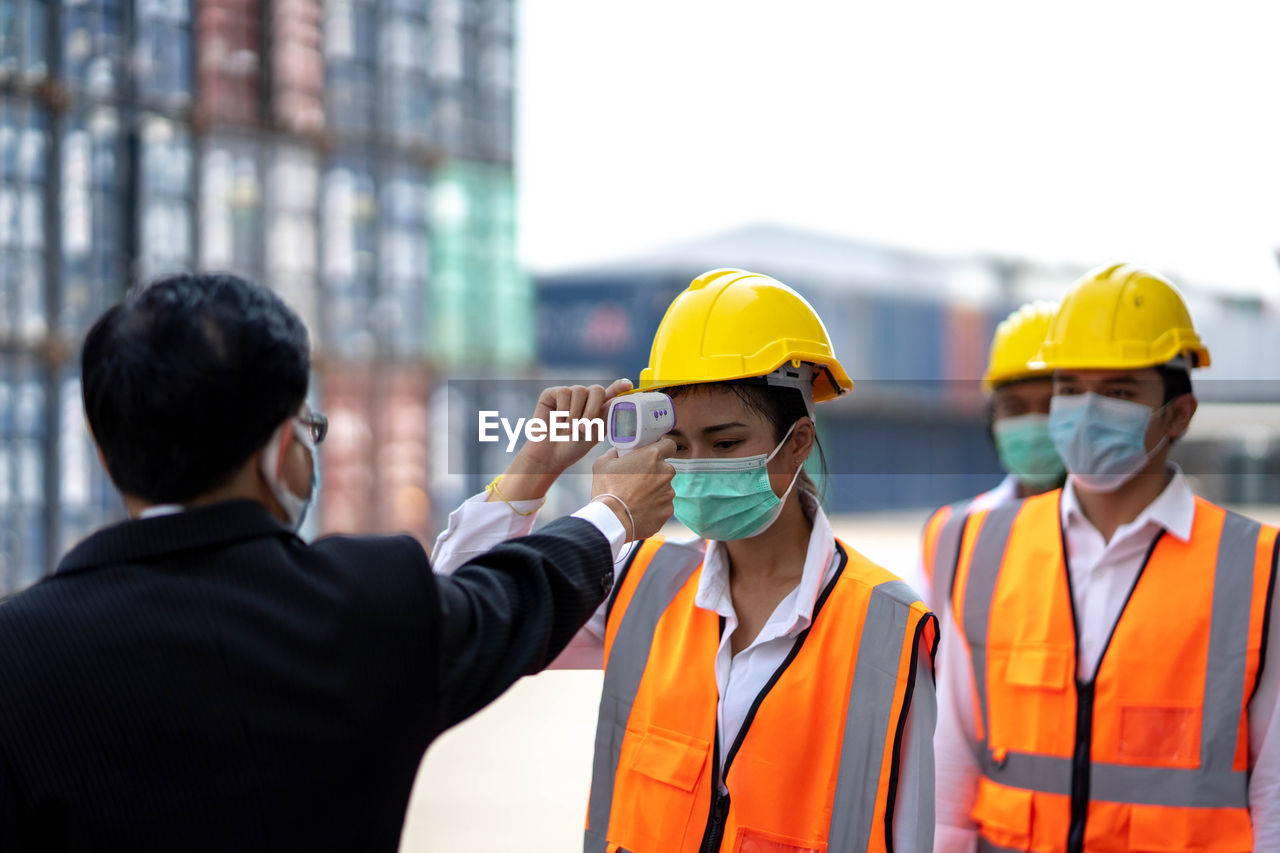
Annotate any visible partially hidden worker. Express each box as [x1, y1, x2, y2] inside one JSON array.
[[933, 263, 1280, 852], [0, 272, 677, 851], [919, 300, 1065, 613], [434, 269, 938, 852]]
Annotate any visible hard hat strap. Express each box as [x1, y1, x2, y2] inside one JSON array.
[[763, 363, 817, 419]]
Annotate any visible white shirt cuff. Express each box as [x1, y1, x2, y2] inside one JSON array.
[[429, 491, 543, 575], [571, 499, 629, 564]]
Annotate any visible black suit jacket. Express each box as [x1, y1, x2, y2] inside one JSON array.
[[0, 500, 613, 851]]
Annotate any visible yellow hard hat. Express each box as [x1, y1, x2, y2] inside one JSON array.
[[1031, 262, 1210, 371], [982, 301, 1058, 389], [637, 268, 853, 402]]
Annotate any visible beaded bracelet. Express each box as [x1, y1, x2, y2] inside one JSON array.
[[485, 475, 546, 516]]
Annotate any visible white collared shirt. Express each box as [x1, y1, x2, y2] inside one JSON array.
[[694, 495, 839, 762], [933, 469, 1280, 852], [1059, 470, 1195, 680], [969, 474, 1019, 514]]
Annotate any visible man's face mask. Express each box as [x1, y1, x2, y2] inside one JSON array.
[[1048, 392, 1171, 493], [992, 413, 1066, 491], [260, 416, 320, 532], [668, 422, 803, 542]]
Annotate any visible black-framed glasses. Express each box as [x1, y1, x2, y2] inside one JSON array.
[[298, 411, 328, 445]]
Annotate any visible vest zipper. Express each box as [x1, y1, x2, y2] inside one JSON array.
[[699, 789, 731, 853], [1056, 516, 1163, 853], [696, 544, 849, 852], [1067, 679, 1094, 853]]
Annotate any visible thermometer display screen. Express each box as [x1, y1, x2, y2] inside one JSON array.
[[612, 405, 637, 440]]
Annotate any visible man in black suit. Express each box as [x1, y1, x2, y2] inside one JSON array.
[[0, 272, 675, 851]]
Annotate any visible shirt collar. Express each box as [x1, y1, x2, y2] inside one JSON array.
[[1060, 464, 1196, 544], [971, 474, 1020, 512], [138, 504, 185, 520], [693, 491, 837, 637]]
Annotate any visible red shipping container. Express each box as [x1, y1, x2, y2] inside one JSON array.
[[943, 303, 990, 412], [198, 0, 262, 125], [271, 0, 325, 134], [318, 365, 434, 545]]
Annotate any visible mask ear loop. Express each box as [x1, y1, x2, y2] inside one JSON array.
[[764, 420, 802, 464], [1144, 400, 1178, 458], [765, 419, 807, 503]]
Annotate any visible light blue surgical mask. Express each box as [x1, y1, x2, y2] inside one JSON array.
[[1048, 392, 1169, 493], [993, 413, 1066, 491], [669, 422, 803, 542]]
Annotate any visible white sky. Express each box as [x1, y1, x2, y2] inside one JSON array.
[[517, 0, 1280, 299]]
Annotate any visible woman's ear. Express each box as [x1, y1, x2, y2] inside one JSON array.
[[790, 417, 816, 467]]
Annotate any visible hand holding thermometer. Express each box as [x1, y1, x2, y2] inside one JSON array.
[[607, 392, 675, 454]]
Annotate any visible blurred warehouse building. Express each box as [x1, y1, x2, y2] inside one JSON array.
[[0, 0, 525, 593], [537, 224, 1280, 513]]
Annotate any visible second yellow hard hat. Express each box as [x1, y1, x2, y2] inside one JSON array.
[[1031, 262, 1210, 371], [983, 301, 1058, 389]]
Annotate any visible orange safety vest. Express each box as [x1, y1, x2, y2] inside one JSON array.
[[950, 490, 1278, 853], [922, 498, 975, 611], [584, 536, 936, 853]]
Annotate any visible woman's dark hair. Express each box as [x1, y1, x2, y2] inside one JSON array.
[[666, 380, 829, 503], [82, 272, 311, 503]]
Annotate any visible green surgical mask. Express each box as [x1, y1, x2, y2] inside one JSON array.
[[993, 413, 1066, 491], [669, 422, 803, 542]]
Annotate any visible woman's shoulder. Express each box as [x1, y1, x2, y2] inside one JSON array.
[[832, 538, 928, 613]]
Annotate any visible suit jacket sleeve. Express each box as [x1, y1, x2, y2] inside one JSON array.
[[430, 515, 613, 733]]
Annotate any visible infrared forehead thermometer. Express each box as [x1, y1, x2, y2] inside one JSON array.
[[607, 392, 675, 454]]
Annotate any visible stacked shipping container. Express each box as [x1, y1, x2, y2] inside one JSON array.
[[0, 0, 524, 593]]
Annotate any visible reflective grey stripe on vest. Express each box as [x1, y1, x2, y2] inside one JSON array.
[[967, 504, 1261, 811], [931, 502, 970, 611], [584, 541, 704, 853], [961, 501, 1021, 745], [978, 751, 1245, 808], [829, 580, 926, 851]]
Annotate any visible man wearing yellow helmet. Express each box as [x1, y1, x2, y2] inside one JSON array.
[[919, 301, 1065, 613], [934, 264, 1280, 852], [433, 269, 938, 852]]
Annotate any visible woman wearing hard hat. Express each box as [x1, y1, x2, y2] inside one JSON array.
[[433, 269, 936, 852]]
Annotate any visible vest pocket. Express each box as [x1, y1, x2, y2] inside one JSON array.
[[629, 727, 711, 791], [1004, 645, 1070, 691], [972, 777, 1033, 851], [733, 826, 825, 853], [1127, 803, 1253, 852], [1118, 706, 1198, 765], [611, 727, 711, 850]]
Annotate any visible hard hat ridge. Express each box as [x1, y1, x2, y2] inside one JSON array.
[[637, 268, 853, 404], [1030, 262, 1210, 371]]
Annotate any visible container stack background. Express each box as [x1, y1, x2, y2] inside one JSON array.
[[0, 0, 527, 593]]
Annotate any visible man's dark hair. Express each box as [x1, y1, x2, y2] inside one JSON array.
[[82, 272, 311, 503], [1157, 364, 1193, 404]]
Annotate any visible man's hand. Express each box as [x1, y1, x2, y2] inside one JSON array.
[[590, 438, 677, 541], [487, 379, 633, 503]]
